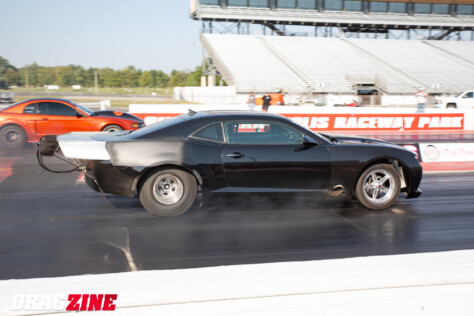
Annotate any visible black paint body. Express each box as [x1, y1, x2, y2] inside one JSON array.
[[83, 111, 422, 203]]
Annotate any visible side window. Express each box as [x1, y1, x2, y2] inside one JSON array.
[[223, 121, 303, 144], [37, 102, 77, 116], [192, 123, 224, 142], [23, 103, 37, 114], [463, 92, 473, 98]]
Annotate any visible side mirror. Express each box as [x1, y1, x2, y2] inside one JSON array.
[[295, 136, 318, 152], [75, 111, 85, 118], [302, 135, 319, 147]]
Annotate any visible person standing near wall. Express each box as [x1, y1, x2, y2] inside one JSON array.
[[415, 88, 427, 113], [247, 92, 256, 110], [262, 93, 272, 112]]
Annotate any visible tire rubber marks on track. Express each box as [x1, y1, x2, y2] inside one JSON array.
[[0, 157, 23, 184]]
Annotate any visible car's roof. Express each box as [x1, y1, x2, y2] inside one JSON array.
[[5, 98, 76, 109], [185, 110, 290, 122], [18, 97, 76, 104], [0, 98, 78, 112], [127, 110, 297, 140]]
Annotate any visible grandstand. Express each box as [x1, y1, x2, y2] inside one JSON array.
[[200, 34, 307, 92], [202, 33, 474, 94], [188, 0, 474, 104]]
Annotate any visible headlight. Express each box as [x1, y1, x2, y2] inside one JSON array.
[[132, 123, 145, 129]]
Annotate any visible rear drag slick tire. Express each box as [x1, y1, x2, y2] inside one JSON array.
[[139, 169, 197, 216]]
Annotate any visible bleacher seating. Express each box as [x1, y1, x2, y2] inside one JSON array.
[[264, 36, 419, 93], [349, 38, 474, 92], [425, 40, 474, 64], [202, 33, 474, 94], [201, 34, 306, 92]]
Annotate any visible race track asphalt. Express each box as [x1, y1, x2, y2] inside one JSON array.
[[1, 144, 473, 280]]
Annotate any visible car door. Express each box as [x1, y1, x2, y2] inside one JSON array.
[[221, 120, 331, 194], [34, 101, 92, 137]]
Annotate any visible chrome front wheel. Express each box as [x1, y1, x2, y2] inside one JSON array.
[[362, 169, 396, 205], [355, 164, 401, 210]]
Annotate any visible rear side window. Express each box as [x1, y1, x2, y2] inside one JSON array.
[[23, 103, 37, 114], [192, 123, 224, 142]]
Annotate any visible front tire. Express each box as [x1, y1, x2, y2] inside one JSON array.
[[355, 164, 401, 210], [139, 169, 197, 216], [102, 124, 123, 132], [0, 125, 27, 148]]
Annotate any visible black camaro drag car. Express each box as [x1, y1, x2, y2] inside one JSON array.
[[37, 111, 422, 216]]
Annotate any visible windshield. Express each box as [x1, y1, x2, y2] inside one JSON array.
[[455, 92, 464, 98], [289, 116, 327, 140], [73, 103, 96, 116]]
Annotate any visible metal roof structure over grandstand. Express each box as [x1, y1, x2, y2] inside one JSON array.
[[191, 0, 474, 39], [201, 33, 474, 94]]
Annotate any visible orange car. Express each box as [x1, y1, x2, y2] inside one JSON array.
[[0, 98, 144, 148], [255, 93, 285, 106]]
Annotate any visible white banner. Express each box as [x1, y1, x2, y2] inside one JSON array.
[[419, 143, 474, 162]]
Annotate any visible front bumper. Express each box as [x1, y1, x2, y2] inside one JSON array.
[[405, 162, 423, 199]]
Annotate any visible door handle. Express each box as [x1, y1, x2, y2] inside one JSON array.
[[227, 152, 245, 158]]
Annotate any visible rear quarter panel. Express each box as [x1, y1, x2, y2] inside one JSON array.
[[105, 138, 228, 193], [0, 112, 38, 142], [106, 139, 185, 167]]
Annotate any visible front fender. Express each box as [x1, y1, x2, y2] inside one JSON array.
[[328, 144, 421, 197]]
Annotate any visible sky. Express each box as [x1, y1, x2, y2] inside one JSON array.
[[0, 0, 203, 74]]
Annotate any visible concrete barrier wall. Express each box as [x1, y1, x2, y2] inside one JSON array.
[[129, 104, 474, 131], [2, 250, 474, 315]]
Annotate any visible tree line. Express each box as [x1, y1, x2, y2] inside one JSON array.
[[0, 56, 223, 89]]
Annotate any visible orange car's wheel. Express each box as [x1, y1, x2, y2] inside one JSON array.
[[0, 125, 27, 148], [102, 125, 123, 132]]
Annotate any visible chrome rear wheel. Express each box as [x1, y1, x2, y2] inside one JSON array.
[[152, 174, 184, 205], [139, 169, 197, 216]]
